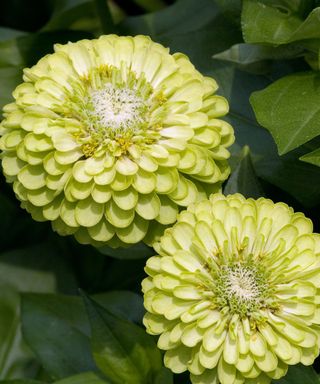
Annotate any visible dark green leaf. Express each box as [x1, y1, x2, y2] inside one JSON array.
[[21, 291, 144, 379], [0, 27, 27, 42], [41, 0, 115, 35], [97, 242, 153, 260], [94, 291, 144, 324], [0, 380, 46, 384], [300, 147, 320, 166], [0, 0, 53, 32], [0, 39, 24, 68], [21, 294, 96, 380], [0, 243, 77, 294], [154, 368, 174, 384], [0, 285, 21, 379], [210, 65, 320, 208], [250, 72, 320, 155], [93, 0, 115, 34], [53, 372, 110, 384], [96, 258, 147, 292], [213, 43, 304, 65], [120, 0, 242, 70], [242, 0, 319, 45], [224, 146, 264, 198], [16, 31, 94, 68], [0, 240, 76, 379], [273, 364, 320, 384], [82, 293, 162, 384], [0, 67, 22, 111]]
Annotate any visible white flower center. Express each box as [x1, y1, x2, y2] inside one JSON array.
[[225, 265, 260, 302], [214, 262, 270, 316], [90, 84, 146, 130]]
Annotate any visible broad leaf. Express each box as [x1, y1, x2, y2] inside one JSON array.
[[154, 368, 174, 384], [94, 291, 144, 324], [0, 243, 77, 294], [242, 0, 319, 45], [97, 242, 153, 260], [120, 0, 242, 70], [300, 147, 320, 166], [41, 0, 114, 35], [21, 291, 144, 379], [224, 146, 264, 198], [0, 241, 77, 380], [21, 294, 96, 380], [0, 379, 46, 384], [82, 293, 162, 384], [0, 285, 21, 379], [209, 64, 320, 208], [97, 258, 147, 292], [250, 72, 320, 155], [0, 381, 46, 384], [213, 43, 304, 66], [53, 372, 110, 384], [0, 67, 22, 112], [274, 364, 320, 384], [0, 27, 27, 41]]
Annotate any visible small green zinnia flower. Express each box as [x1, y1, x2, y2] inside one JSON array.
[[0, 35, 233, 247], [143, 193, 320, 384]]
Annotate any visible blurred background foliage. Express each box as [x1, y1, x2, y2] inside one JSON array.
[[1, 0, 320, 383]]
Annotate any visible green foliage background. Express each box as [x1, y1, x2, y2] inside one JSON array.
[[1, 0, 320, 383]]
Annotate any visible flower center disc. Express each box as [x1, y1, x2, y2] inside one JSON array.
[[214, 261, 270, 317], [90, 84, 147, 132]]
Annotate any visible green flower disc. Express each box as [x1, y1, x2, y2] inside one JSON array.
[[143, 193, 320, 383], [0, 35, 233, 247]]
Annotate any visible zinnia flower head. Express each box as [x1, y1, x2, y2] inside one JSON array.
[[0, 35, 234, 247], [143, 193, 320, 384]]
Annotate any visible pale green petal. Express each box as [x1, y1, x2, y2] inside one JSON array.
[[75, 198, 104, 227], [223, 331, 239, 365], [190, 368, 219, 384], [203, 328, 227, 352], [116, 214, 149, 243], [54, 149, 83, 165], [164, 346, 191, 374], [112, 187, 138, 210], [155, 195, 178, 225], [217, 357, 236, 384], [18, 164, 46, 190], [155, 167, 178, 194], [42, 196, 63, 220], [87, 219, 115, 242], [105, 200, 135, 228], [110, 173, 132, 191], [43, 152, 69, 175], [60, 199, 79, 227], [236, 353, 254, 373], [181, 324, 204, 347], [27, 187, 56, 207], [135, 193, 160, 220], [115, 157, 139, 176], [133, 169, 156, 193], [254, 350, 278, 373], [250, 332, 267, 357], [2, 153, 25, 176], [94, 167, 116, 185], [91, 184, 112, 204]]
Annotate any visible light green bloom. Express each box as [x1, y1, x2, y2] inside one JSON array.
[[143, 193, 320, 383], [0, 35, 233, 247]]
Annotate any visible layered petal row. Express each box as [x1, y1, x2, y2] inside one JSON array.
[[0, 35, 234, 247], [143, 193, 320, 383]]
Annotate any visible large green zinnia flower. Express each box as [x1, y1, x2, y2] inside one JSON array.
[[0, 35, 233, 247], [143, 193, 320, 383]]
